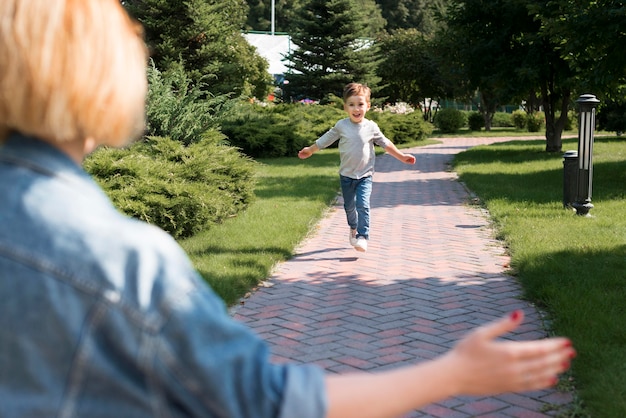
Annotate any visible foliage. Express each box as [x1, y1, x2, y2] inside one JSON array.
[[491, 112, 514, 128], [512, 110, 527, 130], [221, 102, 343, 158], [375, 29, 449, 106], [124, 0, 272, 98], [284, 0, 380, 101], [84, 135, 257, 239], [146, 63, 231, 145], [598, 100, 626, 135], [376, 0, 449, 34], [245, 0, 306, 33], [467, 111, 484, 131], [435, 0, 574, 150], [433, 108, 466, 133], [532, 0, 626, 96], [526, 112, 545, 132], [367, 109, 433, 144]]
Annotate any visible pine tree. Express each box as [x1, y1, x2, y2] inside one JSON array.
[[124, 0, 271, 98], [284, 0, 380, 102]]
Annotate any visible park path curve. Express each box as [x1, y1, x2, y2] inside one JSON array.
[[233, 136, 574, 417]]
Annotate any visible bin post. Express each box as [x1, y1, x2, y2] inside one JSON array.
[[562, 150, 578, 208]]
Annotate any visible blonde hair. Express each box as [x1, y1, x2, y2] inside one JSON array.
[[0, 0, 148, 146], [343, 83, 371, 104]]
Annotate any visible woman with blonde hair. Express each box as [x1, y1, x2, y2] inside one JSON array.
[[0, 1, 575, 417]]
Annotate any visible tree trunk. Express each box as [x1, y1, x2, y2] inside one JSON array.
[[542, 82, 571, 153], [477, 90, 498, 132]]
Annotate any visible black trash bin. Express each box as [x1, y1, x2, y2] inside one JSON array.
[[563, 150, 578, 208]]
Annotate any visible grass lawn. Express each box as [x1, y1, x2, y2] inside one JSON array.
[[453, 136, 626, 417]]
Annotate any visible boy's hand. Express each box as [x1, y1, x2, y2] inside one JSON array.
[[298, 147, 313, 159], [402, 154, 416, 164]]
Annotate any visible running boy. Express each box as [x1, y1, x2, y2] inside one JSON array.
[[298, 83, 416, 252]]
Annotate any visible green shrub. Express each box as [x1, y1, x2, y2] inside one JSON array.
[[492, 112, 514, 127], [467, 112, 484, 131], [85, 134, 256, 239], [433, 108, 466, 133], [146, 62, 230, 146], [366, 109, 432, 144], [597, 101, 626, 134], [512, 110, 527, 130], [526, 111, 545, 132], [221, 102, 344, 158]]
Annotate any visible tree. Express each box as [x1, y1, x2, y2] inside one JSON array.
[[432, 0, 575, 151], [245, 0, 385, 37], [284, 0, 380, 101], [376, 29, 453, 111], [375, 0, 450, 34], [532, 0, 626, 98], [245, 0, 305, 33], [124, 0, 272, 98]]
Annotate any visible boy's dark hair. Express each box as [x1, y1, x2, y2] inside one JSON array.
[[343, 83, 371, 104]]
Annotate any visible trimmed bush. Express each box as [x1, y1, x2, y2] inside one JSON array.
[[366, 109, 432, 145], [512, 110, 527, 130], [85, 134, 256, 239], [597, 101, 626, 135], [526, 112, 545, 132], [467, 112, 484, 131], [433, 108, 466, 133], [492, 112, 514, 127]]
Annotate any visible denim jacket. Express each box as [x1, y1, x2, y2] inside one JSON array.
[[0, 134, 326, 418]]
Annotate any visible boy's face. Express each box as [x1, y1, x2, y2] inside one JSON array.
[[343, 94, 370, 124]]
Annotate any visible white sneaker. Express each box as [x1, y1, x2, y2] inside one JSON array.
[[354, 236, 367, 252], [349, 229, 358, 246]]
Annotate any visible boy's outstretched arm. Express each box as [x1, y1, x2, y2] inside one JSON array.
[[298, 143, 319, 159], [384, 142, 416, 164]]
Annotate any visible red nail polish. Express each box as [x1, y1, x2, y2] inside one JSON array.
[[510, 310, 521, 321]]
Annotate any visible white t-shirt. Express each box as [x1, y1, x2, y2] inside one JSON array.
[[315, 118, 392, 179]]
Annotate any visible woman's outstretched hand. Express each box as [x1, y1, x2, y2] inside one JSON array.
[[444, 310, 575, 395]]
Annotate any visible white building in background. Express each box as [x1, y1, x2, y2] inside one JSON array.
[[243, 32, 294, 77]]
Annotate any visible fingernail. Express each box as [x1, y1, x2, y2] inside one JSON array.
[[562, 361, 570, 369], [550, 376, 558, 386], [510, 310, 521, 321], [569, 349, 577, 359], [563, 340, 573, 348]]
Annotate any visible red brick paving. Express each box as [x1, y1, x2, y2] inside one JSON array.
[[232, 136, 574, 417]]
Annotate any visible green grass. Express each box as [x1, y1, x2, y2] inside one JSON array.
[[453, 136, 626, 418]]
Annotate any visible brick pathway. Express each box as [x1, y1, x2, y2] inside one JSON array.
[[232, 136, 574, 417]]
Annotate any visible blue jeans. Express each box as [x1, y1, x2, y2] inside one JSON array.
[[340, 175, 372, 239]]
